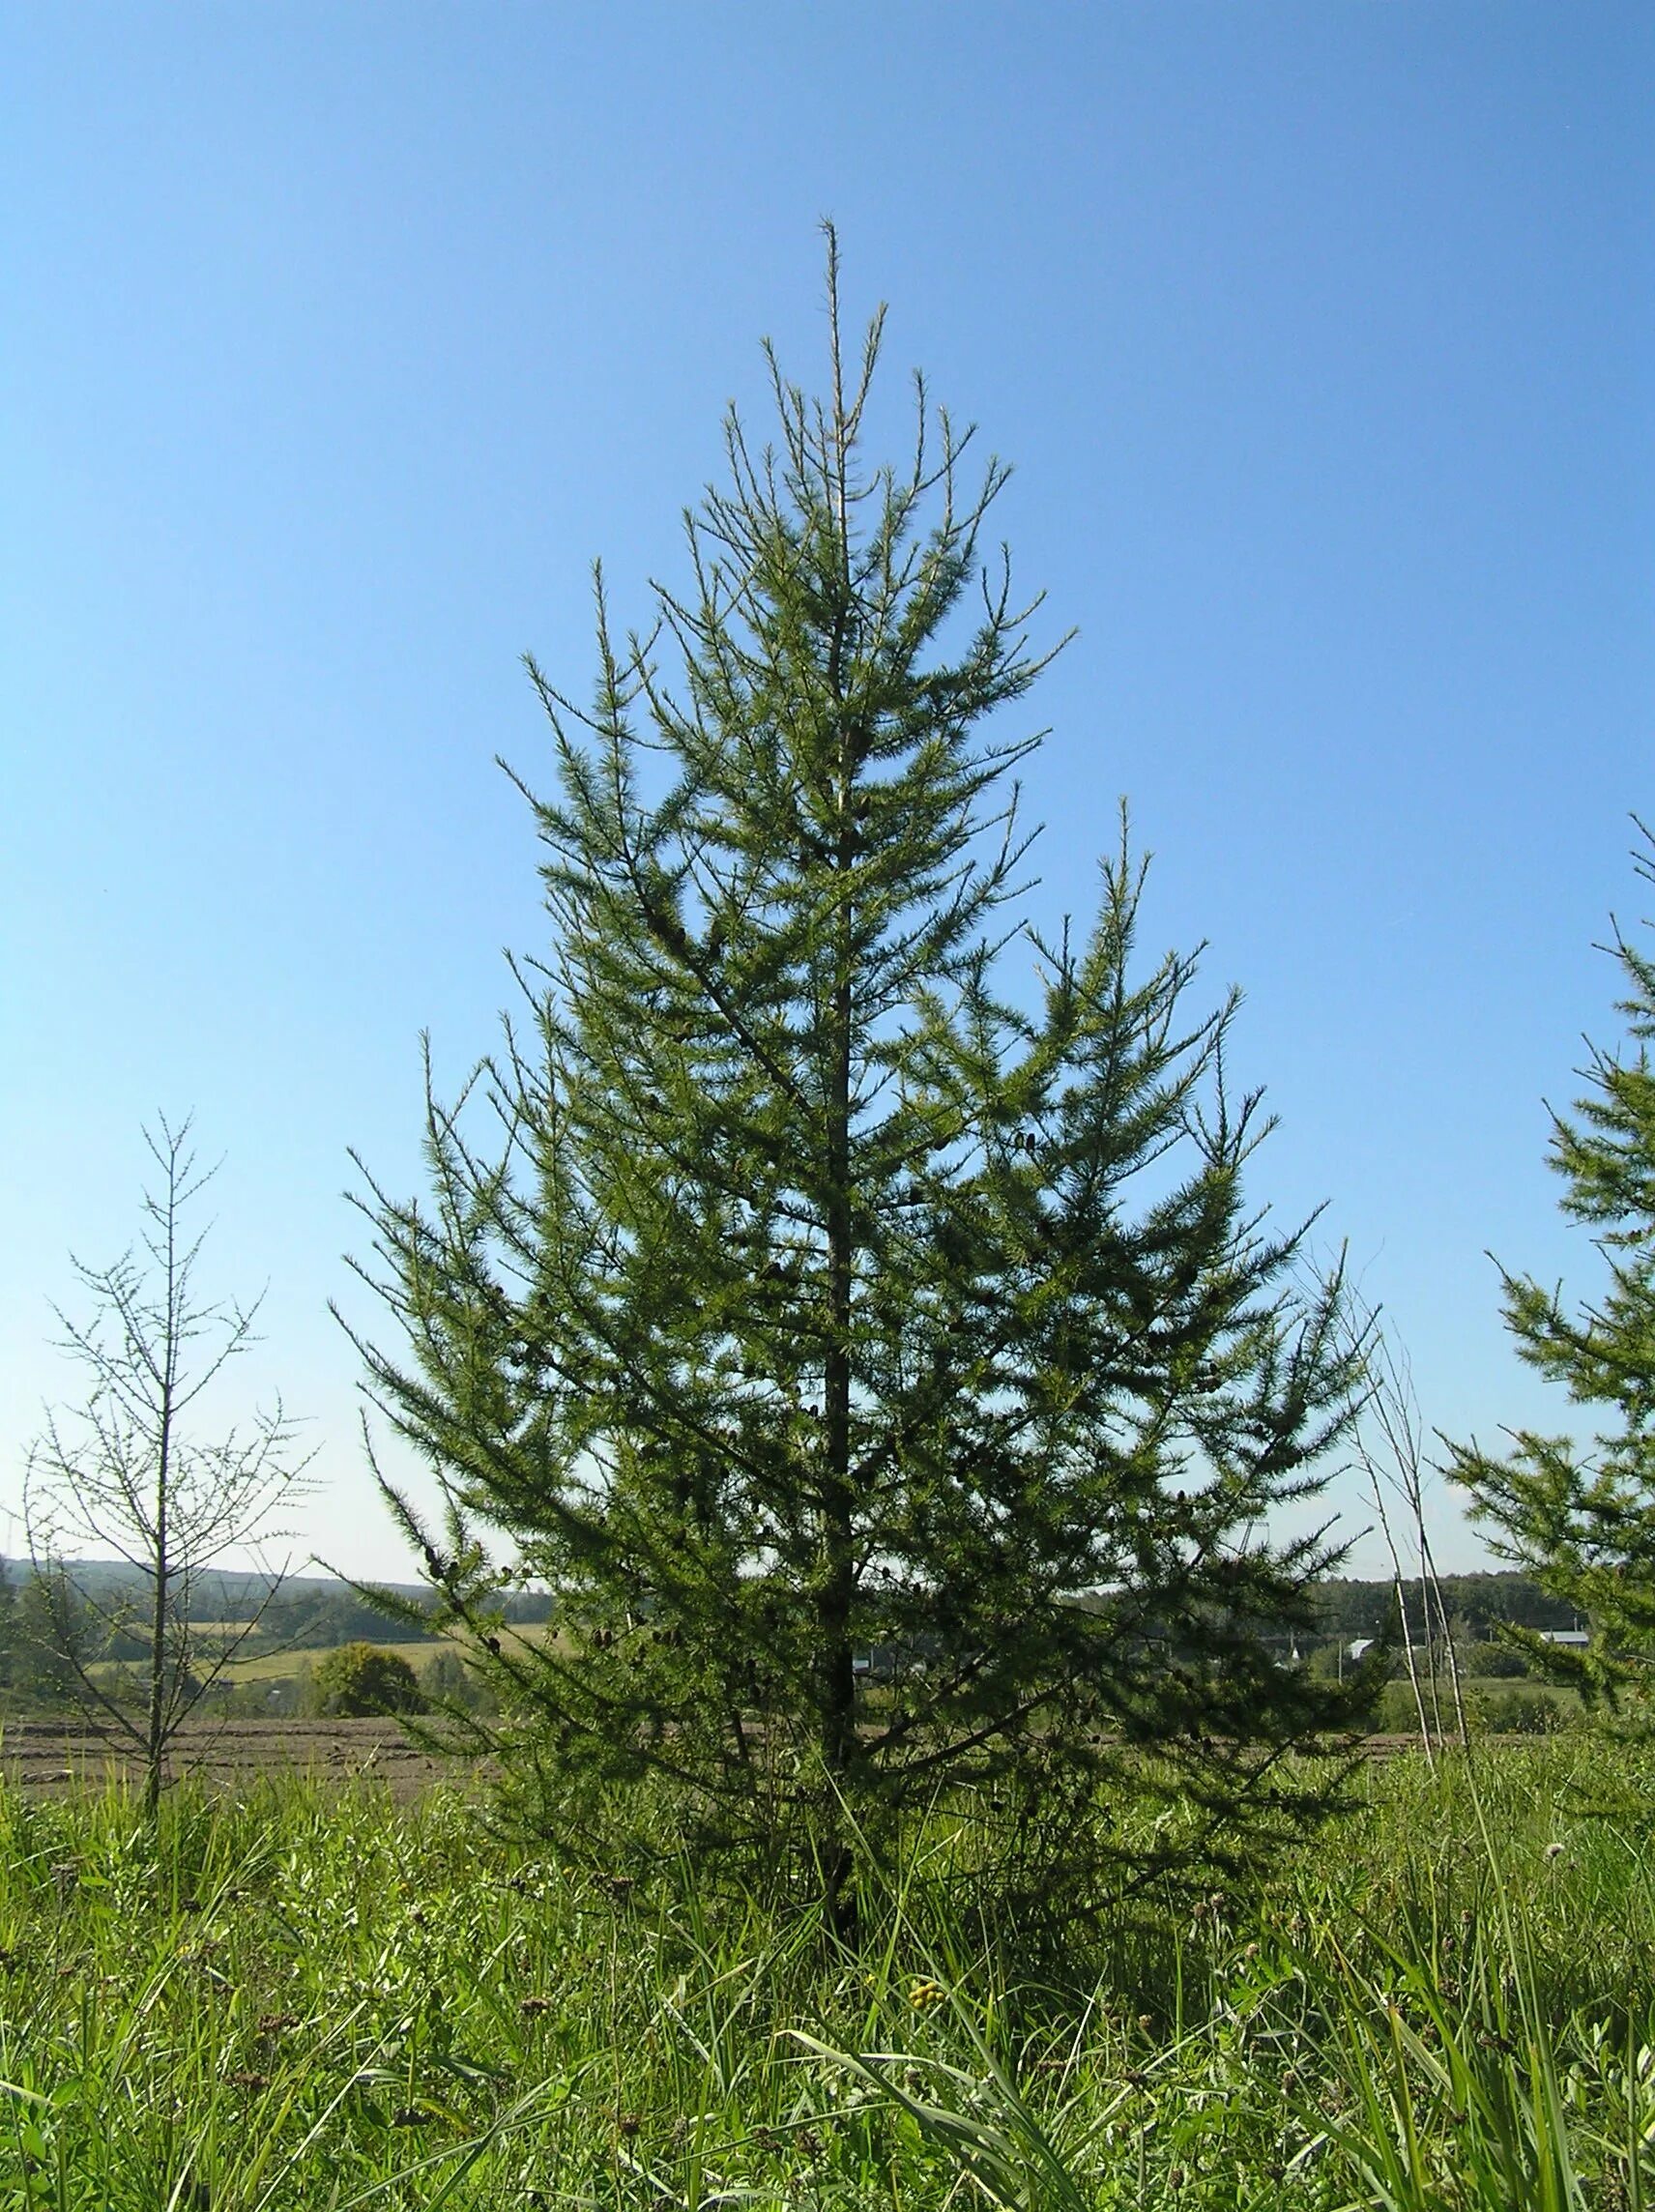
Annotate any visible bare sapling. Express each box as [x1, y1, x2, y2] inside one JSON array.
[[22, 1115, 313, 1814]]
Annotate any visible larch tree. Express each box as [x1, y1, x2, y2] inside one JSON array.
[[1448, 823, 1655, 1710], [345, 238, 1367, 1917], [24, 1116, 312, 1815]]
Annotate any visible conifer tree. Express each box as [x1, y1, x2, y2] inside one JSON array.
[[1448, 824, 1655, 1708], [346, 237, 1366, 1913], [24, 1116, 312, 1814]]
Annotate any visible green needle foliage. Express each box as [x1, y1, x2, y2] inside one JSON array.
[[343, 236, 1366, 1915], [1450, 822, 1655, 1711]]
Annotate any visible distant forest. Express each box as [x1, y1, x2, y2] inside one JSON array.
[[1309, 1572, 1582, 1643], [0, 1561, 555, 1648], [2, 1559, 1579, 1651]]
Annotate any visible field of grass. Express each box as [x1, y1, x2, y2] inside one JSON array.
[[181, 1625, 548, 1702], [74, 1634, 481, 1718], [2, 1739, 1653, 2208], [214, 1638, 455, 1686]]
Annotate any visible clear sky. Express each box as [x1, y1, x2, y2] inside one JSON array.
[[3, 4, 1650, 1580]]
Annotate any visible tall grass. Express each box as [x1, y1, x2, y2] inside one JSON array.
[[0, 1741, 1651, 2207]]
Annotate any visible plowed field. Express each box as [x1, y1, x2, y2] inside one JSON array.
[[0, 1716, 464, 1799], [0, 1719, 1453, 1802]]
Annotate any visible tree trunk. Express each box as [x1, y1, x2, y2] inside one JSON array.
[[818, 428, 859, 1930], [820, 944, 857, 1932], [145, 1209, 179, 1821]]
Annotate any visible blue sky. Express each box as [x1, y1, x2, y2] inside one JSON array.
[[3, 4, 1650, 1578]]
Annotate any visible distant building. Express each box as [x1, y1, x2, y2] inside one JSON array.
[[1539, 1628, 1589, 1648]]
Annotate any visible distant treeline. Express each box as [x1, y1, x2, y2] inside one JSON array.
[[0, 1561, 555, 1649], [259, 1582, 556, 1646], [1309, 1573, 1582, 1644], [1, 1559, 1580, 1657]]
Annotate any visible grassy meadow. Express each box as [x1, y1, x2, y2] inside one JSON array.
[[148, 1629, 543, 1715], [2, 1737, 1653, 2209]]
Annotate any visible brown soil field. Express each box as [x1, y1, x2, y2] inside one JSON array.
[[0, 1716, 468, 1801], [0, 1718, 1468, 1805]]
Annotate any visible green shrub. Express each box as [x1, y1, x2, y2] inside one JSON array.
[[419, 1645, 498, 1715], [1375, 1679, 1454, 1734], [308, 1641, 426, 1718], [1469, 1684, 1573, 1736]]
